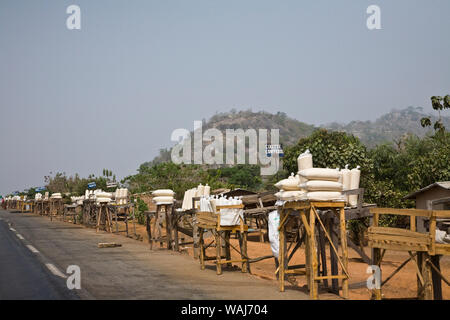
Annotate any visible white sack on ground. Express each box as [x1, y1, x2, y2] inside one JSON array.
[[268, 210, 280, 259]]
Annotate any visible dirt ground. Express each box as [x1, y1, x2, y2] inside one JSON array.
[[77, 216, 450, 300]]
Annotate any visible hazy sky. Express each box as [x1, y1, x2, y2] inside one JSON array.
[[1, 1, 450, 195]]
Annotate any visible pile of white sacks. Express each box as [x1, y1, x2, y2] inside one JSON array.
[[114, 188, 129, 205], [70, 196, 85, 205], [35, 193, 42, 200], [274, 149, 361, 206], [50, 193, 62, 200], [198, 195, 244, 226], [152, 189, 175, 205], [181, 184, 211, 210]]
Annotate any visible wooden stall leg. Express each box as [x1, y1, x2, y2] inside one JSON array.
[[305, 219, 311, 290], [173, 214, 179, 252], [165, 205, 173, 250], [279, 211, 286, 292], [193, 223, 200, 260], [132, 208, 136, 236], [225, 231, 232, 267], [309, 207, 318, 300], [421, 252, 434, 300], [372, 248, 382, 300], [431, 255, 443, 300], [96, 206, 101, 233], [106, 206, 113, 233], [318, 221, 328, 289], [125, 213, 129, 237], [241, 231, 249, 273], [199, 228, 205, 270], [417, 252, 424, 299], [215, 231, 222, 275], [146, 213, 153, 250], [339, 207, 349, 299]]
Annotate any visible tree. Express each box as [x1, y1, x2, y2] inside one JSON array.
[[421, 95, 450, 133], [283, 129, 373, 176]]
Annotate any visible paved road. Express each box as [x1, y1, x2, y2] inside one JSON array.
[[0, 209, 311, 300], [0, 216, 78, 299]]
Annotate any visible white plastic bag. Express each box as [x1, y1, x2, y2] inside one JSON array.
[[268, 210, 280, 258]]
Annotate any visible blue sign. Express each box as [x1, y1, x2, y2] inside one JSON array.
[[35, 187, 46, 192], [88, 182, 96, 189]]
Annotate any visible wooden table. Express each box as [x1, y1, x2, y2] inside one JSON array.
[[278, 200, 349, 300], [369, 207, 450, 300], [107, 203, 136, 237], [197, 204, 249, 275]]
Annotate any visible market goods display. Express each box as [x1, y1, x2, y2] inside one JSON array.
[[181, 184, 210, 210], [152, 189, 175, 205], [114, 188, 129, 205]]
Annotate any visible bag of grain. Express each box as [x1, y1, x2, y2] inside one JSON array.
[[297, 149, 313, 172], [298, 168, 340, 181], [348, 166, 361, 207]]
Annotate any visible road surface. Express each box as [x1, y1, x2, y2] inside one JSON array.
[[0, 209, 310, 300]]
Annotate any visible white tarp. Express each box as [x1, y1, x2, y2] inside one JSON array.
[[219, 208, 244, 226]]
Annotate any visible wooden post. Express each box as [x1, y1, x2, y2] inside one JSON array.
[[279, 209, 286, 292], [173, 212, 180, 252], [193, 223, 199, 259], [431, 255, 443, 300], [329, 216, 339, 294], [146, 213, 152, 250], [225, 231, 232, 267], [339, 206, 349, 299], [372, 248, 382, 300], [199, 228, 205, 270], [215, 231, 222, 275], [421, 252, 434, 300], [318, 221, 328, 289], [241, 231, 249, 273], [309, 206, 318, 299]]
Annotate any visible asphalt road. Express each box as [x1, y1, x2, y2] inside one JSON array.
[[0, 216, 78, 299], [0, 209, 310, 300]]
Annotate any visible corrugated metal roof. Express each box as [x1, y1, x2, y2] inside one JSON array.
[[404, 181, 450, 199]]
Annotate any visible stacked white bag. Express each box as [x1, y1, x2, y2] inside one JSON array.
[[50, 193, 62, 200], [152, 189, 175, 205], [298, 168, 345, 201], [297, 149, 345, 201], [274, 173, 306, 201], [35, 193, 42, 200], [71, 196, 85, 205], [114, 188, 129, 205], [95, 191, 113, 204], [182, 183, 210, 210]]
